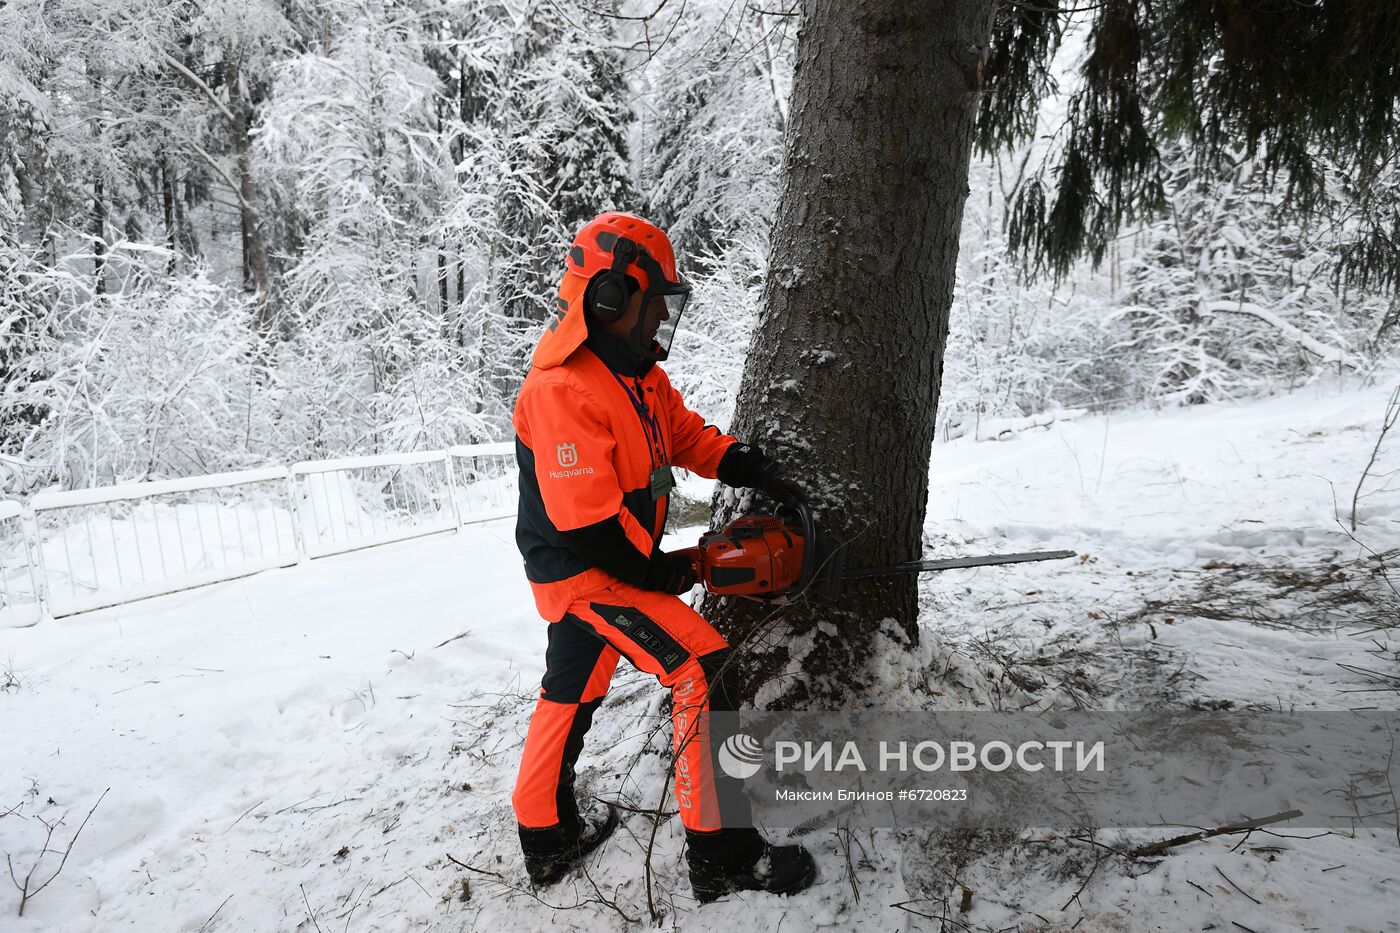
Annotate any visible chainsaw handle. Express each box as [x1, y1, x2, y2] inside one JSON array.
[[674, 546, 702, 579], [778, 500, 847, 601], [777, 501, 819, 595]]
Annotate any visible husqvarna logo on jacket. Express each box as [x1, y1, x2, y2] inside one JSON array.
[[547, 442, 593, 479]]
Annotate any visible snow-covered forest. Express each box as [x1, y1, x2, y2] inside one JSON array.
[[2, 0, 1394, 493], [4, 1, 1400, 930]]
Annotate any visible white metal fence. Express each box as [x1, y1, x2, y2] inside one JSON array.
[[294, 451, 458, 558], [449, 443, 517, 522], [31, 467, 300, 618], [0, 443, 515, 625], [0, 500, 43, 627]]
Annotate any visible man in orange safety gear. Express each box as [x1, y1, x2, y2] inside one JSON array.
[[510, 210, 816, 903]]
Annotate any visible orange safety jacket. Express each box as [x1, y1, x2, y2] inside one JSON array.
[[513, 318, 736, 622]]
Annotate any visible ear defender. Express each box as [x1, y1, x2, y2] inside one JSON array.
[[587, 236, 638, 323]]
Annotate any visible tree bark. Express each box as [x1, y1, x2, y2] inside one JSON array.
[[84, 61, 110, 296], [702, 0, 995, 706], [160, 157, 177, 275], [226, 56, 274, 336], [92, 174, 107, 296]]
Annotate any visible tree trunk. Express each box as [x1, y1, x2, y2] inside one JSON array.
[[455, 59, 470, 312], [227, 56, 274, 336], [161, 157, 177, 275], [432, 95, 450, 321], [92, 174, 107, 296], [702, 0, 995, 706]]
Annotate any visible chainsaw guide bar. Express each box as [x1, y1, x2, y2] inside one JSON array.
[[841, 549, 1080, 580], [683, 503, 1077, 603]]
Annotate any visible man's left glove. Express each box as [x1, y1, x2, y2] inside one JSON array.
[[760, 469, 806, 508], [717, 442, 808, 507]]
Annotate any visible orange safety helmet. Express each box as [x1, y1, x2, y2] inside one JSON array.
[[533, 211, 690, 369]]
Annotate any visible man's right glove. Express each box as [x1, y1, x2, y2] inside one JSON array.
[[644, 550, 699, 595], [717, 442, 808, 507]]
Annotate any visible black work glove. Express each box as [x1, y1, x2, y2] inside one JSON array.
[[644, 550, 699, 594], [716, 443, 808, 506], [760, 469, 807, 508]]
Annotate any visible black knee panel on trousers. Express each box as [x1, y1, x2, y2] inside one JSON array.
[[540, 616, 609, 703], [697, 647, 740, 711]]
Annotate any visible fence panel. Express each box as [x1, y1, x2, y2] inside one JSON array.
[[448, 442, 517, 525], [7, 444, 521, 621], [31, 468, 299, 618], [292, 451, 460, 558], [0, 501, 43, 627]]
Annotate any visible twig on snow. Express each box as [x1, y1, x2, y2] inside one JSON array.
[[1213, 866, 1261, 905], [831, 826, 862, 904], [890, 899, 974, 930], [227, 799, 265, 832], [1350, 383, 1399, 531], [339, 881, 369, 932], [445, 853, 506, 879], [300, 883, 325, 933], [369, 876, 407, 898], [1061, 846, 1104, 912], [7, 787, 108, 917], [580, 861, 639, 923], [1383, 719, 1400, 846], [1127, 809, 1304, 858], [196, 894, 233, 933]]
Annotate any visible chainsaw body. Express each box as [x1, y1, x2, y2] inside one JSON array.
[[680, 503, 843, 603]]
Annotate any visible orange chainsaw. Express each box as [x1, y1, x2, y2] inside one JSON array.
[[677, 503, 1076, 603]]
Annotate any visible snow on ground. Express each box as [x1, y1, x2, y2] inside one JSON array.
[[923, 375, 1400, 712], [3, 376, 1398, 932]]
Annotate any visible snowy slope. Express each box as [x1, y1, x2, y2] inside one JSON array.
[[3, 376, 1397, 932], [923, 377, 1400, 712]]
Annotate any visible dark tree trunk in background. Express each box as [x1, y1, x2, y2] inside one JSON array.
[[227, 57, 273, 336], [92, 174, 108, 295], [455, 60, 474, 305], [161, 157, 177, 275], [703, 0, 995, 707]]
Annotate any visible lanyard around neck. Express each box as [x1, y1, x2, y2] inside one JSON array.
[[607, 369, 666, 469]]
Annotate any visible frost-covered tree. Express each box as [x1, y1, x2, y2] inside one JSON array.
[[0, 234, 60, 455], [2, 261, 263, 487], [430, 0, 638, 432], [1111, 150, 1388, 404], [1002, 1, 1400, 291], [478, 1, 634, 329], [631, 3, 795, 424], [0, 0, 292, 315], [176, 0, 293, 327], [257, 7, 499, 454], [640, 5, 793, 259]]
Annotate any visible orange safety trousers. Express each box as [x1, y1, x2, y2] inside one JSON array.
[[512, 579, 744, 834]]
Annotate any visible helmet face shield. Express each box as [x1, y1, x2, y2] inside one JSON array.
[[648, 287, 689, 360], [630, 250, 691, 362]]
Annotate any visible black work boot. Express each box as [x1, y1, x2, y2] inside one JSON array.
[[519, 799, 620, 886], [685, 827, 817, 903]]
